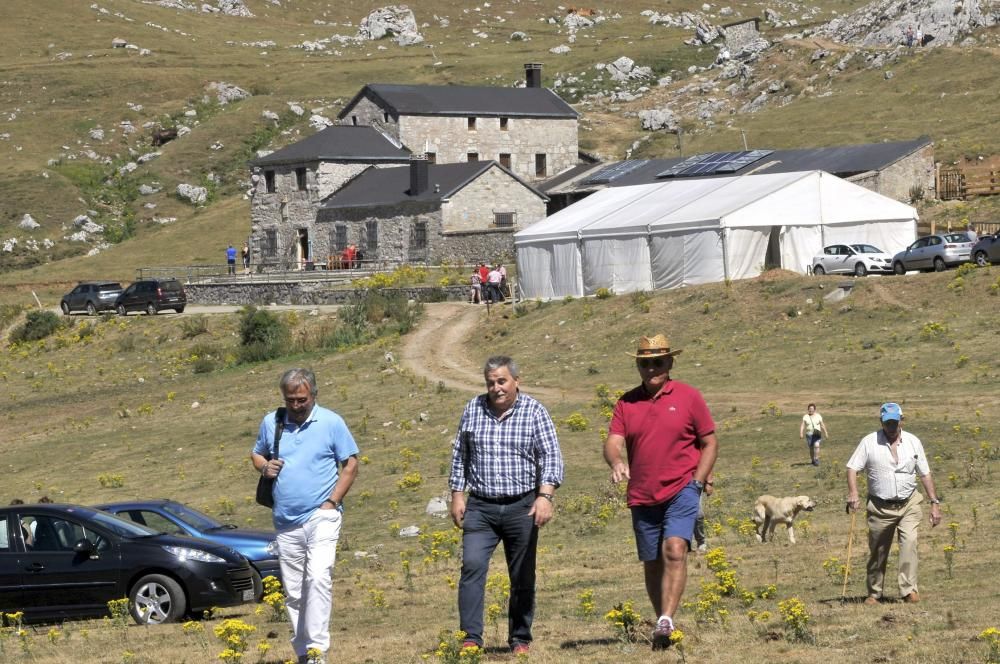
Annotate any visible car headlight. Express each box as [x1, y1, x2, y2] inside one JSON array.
[[162, 545, 226, 563]]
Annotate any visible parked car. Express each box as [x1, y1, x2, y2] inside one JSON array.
[[811, 244, 893, 276], [60, 281, 124, 315], [95, 499, 279, 598], [0, 503, 255, 625], [971, 231, 1000, 266], [891, 233, 973, 274], [114, 278, 186, 315]]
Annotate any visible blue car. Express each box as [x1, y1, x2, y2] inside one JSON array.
[[95, 499, 279, 598]]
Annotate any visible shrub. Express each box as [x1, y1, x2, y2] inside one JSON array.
[[237, 306, 290, 363], [595, 287, 613, 299], [10, 310, 62, 343], [181, 315, 210, 338]]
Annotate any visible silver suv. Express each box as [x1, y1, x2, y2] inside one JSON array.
[[60, 281, 124, 315]]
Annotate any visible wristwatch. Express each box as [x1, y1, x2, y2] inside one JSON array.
[[537, 493, 554, 503], [929, 498, 941, 505], [692, 479, 705, 492], [322, 499, 340, 509]]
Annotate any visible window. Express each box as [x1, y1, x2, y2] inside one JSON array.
[[467, 152, 479, 163], [366, 221, 378, 252], [383, 112, 390, 123], [500, 117, 509, 131], [494, 211, 515, 227], [28, 515, 88, 552], [499, 153, 511, 169], [426, 152, 436, 164], [413, 221, 427, 250], [468, 117, 476, 131], [0, 517, 8, 550], [351, 115, 358, 126], [134, 511, 185, 536], [332, 225, 348, 251], [295, 168, 307, 191], [263, 230, 278, 259], [535, 154, 547, 177], [264, 170, 276, 194]]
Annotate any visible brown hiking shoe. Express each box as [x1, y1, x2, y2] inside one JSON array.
[[904, 592, 920, 603], [864, 596, 879, 606]]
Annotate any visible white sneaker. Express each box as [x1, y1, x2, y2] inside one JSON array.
[[697, 543, 707, 553]]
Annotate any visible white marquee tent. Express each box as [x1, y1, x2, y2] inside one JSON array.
[[515, 170, 918, 299]]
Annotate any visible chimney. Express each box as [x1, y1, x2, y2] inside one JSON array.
[[409, 153, 428, 196], [524, 63, 542, 88]]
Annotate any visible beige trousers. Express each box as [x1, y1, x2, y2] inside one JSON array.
[[866, 492, 922, 599]]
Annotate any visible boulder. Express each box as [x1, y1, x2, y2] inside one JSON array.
[[639, 109, 679, 132], [207, 81, 251, 105], [356, 6, 423, 46], [176, 184, 208, 205], [426, 496, 448, 518], [19, 214, 40, 230], [398, 525, 421, 537]]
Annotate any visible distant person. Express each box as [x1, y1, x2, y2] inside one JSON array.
[[847, 403, 941, 605], [226, 244, 237, 275], [904, 25, 914, 47], [799, 403, 829, 467], [915, 27, 923, 47], [967, 223, 978, 244], [497, 264, 508, 298], [242, 243, 251, 271], [486, 266, 504, 303], [604, 334, 718, 650], [250, 368, 360, 664], [478, 263, 490, 292], [449, 356, 564, 656], [470, 270, 482, 304]]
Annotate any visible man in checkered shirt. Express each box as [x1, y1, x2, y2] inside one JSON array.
[[449, 355, 564, 657]]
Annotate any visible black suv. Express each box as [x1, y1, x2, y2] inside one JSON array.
[[60, 281, 124, 315], [115, 279, 187, 315]]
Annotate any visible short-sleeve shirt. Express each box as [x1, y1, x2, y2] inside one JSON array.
[[253, 405, 359, 530], [226, 247, 237, 261], [802, 413, 823, 435], [846, 429, 930, 501], [609, 380, 715, 507]]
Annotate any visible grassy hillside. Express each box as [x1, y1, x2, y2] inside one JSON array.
[[2, 267, 999, 662], [1, 0, 1000, 296]]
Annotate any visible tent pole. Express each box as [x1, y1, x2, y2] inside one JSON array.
[[721, 228, 729, 281]]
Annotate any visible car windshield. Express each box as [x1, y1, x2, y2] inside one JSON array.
[[98, 283, 123, 290], [162, 502, 223, 531], [80, 509, 160, 538], [943, 233, 970, 243], [850, 245, 884, 254], [159, 281, 183, 292]]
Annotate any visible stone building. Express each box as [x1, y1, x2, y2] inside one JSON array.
[[722, 18, 762, 54], [316, 156, 548, 264], [249, 125, 410, 268], [337, 63, 579, 184]]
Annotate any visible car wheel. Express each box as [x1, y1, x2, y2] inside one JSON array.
[[250, 568, 264, 602], [146, 302, 158, 316], [86, 302, 98, 316], [60, 301, 70, 315], [813, 265, 825, 276], [893, 261, 906, 275], [175, 306, 185, 314], [129, 574, 186, 625], [116, 304, 128, 316], [933, 257, 946, 272], [975, 250, 989, 267], [854, 263, 867, 277]]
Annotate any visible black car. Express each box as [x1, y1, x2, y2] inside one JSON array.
[[96, 499, 280, 598], [115, 278, 187, 315], [60, 281, 124, 315], [0, 504, 255, 624]]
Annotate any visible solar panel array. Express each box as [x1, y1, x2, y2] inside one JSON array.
[[580, 160, 645, 186], [656, 149, 773, 178]]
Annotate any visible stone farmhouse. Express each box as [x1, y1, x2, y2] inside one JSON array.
[[317, 156, 548, 265], [248, 64, 576, 268]]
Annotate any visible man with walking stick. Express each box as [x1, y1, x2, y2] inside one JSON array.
[[845, 402, 942, 605]]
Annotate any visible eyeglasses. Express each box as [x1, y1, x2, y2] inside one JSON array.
[[283, 396, 312, 405], [637, 357, 668, 369]]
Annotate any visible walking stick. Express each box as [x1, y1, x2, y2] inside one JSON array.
[[842, 505, 857, 599]]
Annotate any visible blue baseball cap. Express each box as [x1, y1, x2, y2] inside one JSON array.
[[880, 402, 903, 422]]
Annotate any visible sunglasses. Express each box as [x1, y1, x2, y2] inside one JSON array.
[[637, 357, 668, 369]]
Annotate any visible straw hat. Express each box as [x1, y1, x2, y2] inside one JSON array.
[[627, 334, 682, 358]]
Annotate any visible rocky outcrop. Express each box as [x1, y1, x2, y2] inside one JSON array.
[[356, 6, 423, 46], [817, 0, 998, 48]]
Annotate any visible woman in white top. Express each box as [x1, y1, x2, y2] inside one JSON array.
[[800, 403, 829, 466]]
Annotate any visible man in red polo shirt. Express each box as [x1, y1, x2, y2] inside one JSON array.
[[603, 334, 718, 651]]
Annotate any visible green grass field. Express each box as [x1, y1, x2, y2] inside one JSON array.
[[2, 266, 999, 662]]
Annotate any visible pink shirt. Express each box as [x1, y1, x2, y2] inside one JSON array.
[[610, 380, 715, 506]]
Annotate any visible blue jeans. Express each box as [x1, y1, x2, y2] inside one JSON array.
[[458, 493, 538, 647]]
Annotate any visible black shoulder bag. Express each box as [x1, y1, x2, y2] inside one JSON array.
[[255, 407, 287, 508]]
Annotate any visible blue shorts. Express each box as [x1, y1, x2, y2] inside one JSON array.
[[806, 432, 822, 448], [630, 480, 702, 561]]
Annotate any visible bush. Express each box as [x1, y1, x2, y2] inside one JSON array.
[[181, 315, 210, 339], [10, 310, 62, 343], [237, 306, 290, 364], [595, 287, 613, 299]]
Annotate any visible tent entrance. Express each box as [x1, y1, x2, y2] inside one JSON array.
[[764, 226, 782, 270]]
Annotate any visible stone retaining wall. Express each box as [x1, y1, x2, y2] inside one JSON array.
[[185, 282, 471, 306]]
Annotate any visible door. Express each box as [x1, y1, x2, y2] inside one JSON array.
[[18, 513, 122, 615], [67, 285, 89, 311], [119, 283, 140, 311], [296, 229, 309, 268], [903, 238, 928, 269]]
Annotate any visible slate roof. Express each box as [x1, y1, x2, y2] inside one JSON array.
[[541, 137, 932, 193], [338, 83, 579, 119], [320, 161, 548, 210], [251, 125, 411, 167]]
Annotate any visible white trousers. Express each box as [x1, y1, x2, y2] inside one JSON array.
[[276, 509, 343, 657]]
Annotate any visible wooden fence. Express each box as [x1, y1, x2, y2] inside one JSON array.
[[938, 165, 1000, 200]]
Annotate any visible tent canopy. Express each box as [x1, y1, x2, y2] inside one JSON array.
[[515, 171, 917, 299]]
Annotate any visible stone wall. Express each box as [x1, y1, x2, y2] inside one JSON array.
[[441, 165, 547, 232], [723, 19, 760, 52], [318, 202, 443, 263], [186, 281, 471, 305], [845, 144, 935, 203], [342, 95, 398, 136]]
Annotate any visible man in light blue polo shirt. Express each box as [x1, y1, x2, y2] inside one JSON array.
[[251, 368, 359, 664]]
